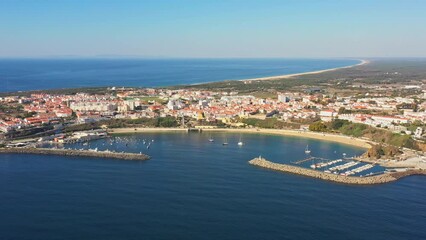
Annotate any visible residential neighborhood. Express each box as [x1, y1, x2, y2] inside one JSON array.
[[1, 87, 425, 141]]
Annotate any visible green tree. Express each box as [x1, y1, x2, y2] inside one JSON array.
[[309, 121, 327, 132]]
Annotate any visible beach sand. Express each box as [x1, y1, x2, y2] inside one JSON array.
[[239, 59, 369, 82], [109, 127, 371, 149]]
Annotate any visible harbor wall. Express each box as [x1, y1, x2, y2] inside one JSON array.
[[249, 157, 425, 185], [0, 148, 150, 161]]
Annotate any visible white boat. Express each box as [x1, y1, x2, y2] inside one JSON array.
[[223, 138, 228, 145], [208, 135, 214, 142], [237, 136, 243, 146], [304, 145, 311, 154]]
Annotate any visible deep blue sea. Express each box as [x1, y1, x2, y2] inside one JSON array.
[[1, 132, 425, 240], [0, 58, 359, 92]]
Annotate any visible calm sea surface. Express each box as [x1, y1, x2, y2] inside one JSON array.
[[1, 132, 425, 240], [0, 58, 359, 92]]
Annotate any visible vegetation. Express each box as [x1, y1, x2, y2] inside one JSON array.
[[307, 118, 422, 158], [0, 103, 24, 115], [63, 117, 179, 132], [402, 120, 426, 132], [338, 122, 367, 137], [0, 87, 115, 98], [5, 126, 55, 140], [308, 121, 327, 132], [308, 119, 417, 152], [170, 59, 426, 94], [242, 118, 300, 129]]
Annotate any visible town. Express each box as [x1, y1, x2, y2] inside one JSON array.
[[1, 86, 425, 146]]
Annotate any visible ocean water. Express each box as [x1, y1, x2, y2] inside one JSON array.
[[0, 58, 359, 92], [1, 132, 425, 240]]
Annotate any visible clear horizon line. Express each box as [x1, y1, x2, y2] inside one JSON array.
[[1, 55, 426, 60]]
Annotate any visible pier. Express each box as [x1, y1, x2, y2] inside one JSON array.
[[311, 159, 342, 169], [248, 157, 425, 185], [292, 156, 332, 165], [345, 164, 374, 176], [329, 161, 360, 171], [0, 147, 150, 161]]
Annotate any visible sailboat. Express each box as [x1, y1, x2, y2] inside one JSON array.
[[222, 137, 228, 146], [237, 136, 243, 146], [305, 145, 311, 154], [208, 135, 214, 142]]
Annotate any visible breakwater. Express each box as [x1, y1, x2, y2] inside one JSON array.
[[249, 157, 425, 185], [0, 148, 150, 161]]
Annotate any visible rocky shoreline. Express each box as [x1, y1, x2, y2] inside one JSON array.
[[0, 147, 150, 161], [249, 157, 425, 185]]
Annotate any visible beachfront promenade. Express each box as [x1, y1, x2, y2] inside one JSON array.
[[0, 147, 150, 161], [249, 157, 425, 185]]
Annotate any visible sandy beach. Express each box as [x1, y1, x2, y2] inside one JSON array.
[[239, 59, 369, 82], [109, 127, 371, 149]]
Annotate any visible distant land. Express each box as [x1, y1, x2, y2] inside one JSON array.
[[0, 58, 359, 93], [183, 58, 426, 96]]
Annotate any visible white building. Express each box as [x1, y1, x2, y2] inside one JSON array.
[[319, 110, 336, 122], [70, 102, 117, 112], [415, 127, 424, 138], [167, 100, 185, 110]]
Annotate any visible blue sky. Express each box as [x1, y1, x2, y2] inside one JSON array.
[[1, 0, 425, 58]]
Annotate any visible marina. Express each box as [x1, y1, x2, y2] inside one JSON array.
[[310, 159, 342, 169], [1, 131, 425, 239], [249, 157, 425, 185], [345, 164, 375, 176], [329, 161, 360, 172], [3, 131, 421, 181]]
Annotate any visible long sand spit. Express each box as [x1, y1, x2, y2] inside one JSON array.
[[0, 147, 150, 161], [240, 59, 369, 82], [249, 157, 425, 185]]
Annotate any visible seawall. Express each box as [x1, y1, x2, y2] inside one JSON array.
[[249, 157, 425, 185], [0, 148, 150, 161]]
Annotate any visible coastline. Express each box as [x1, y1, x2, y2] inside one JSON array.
[[0, 59, 369, 93], [108, 127, 371, 149], [239, 59, 369, 82]]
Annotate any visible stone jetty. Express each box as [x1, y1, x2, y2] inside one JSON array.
[[0, 147, 150, 161], [249, 157, 425, 185]]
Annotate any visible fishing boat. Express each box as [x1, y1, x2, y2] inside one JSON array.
[[304, 145, 311, 154]]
